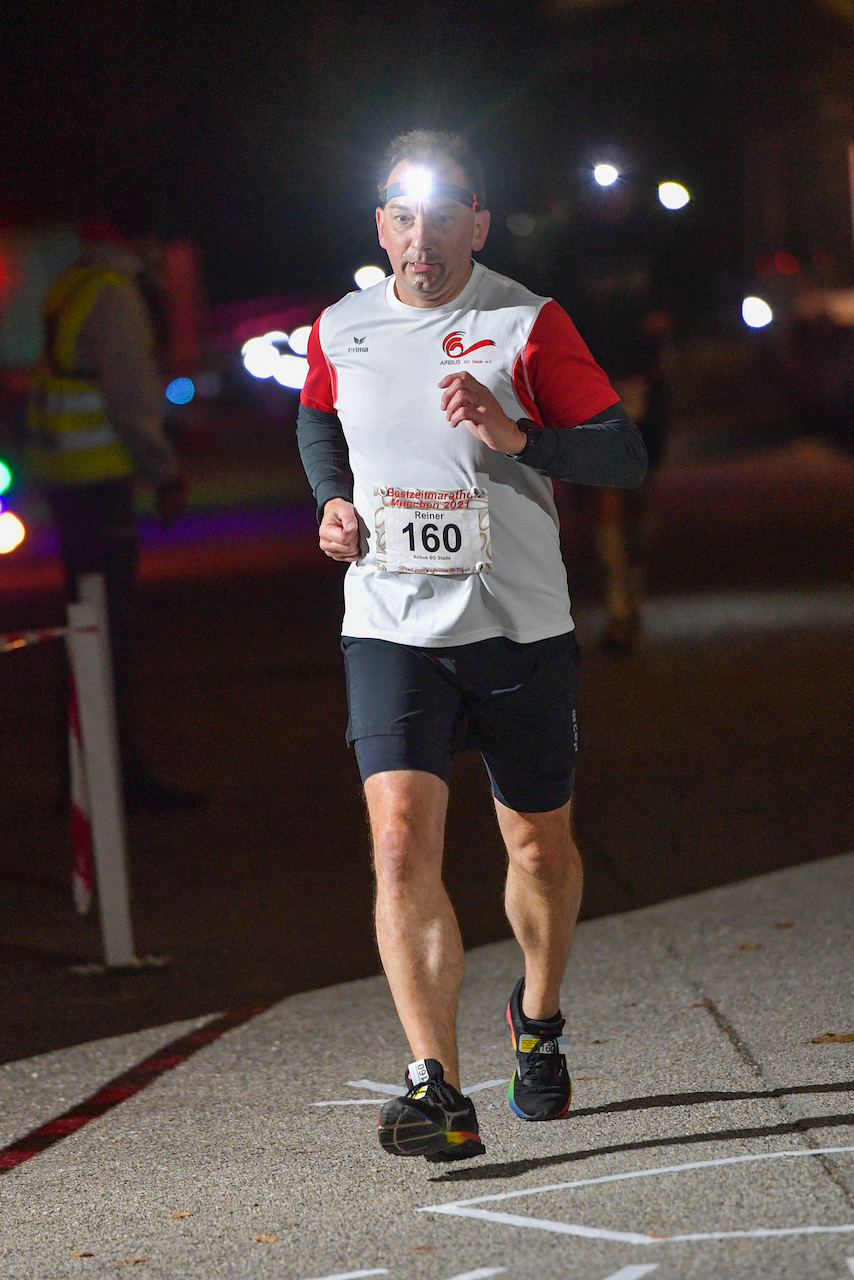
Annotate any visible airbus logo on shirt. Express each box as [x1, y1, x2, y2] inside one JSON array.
[[440, 330, 496, 365], [349, 335, 368, 353]]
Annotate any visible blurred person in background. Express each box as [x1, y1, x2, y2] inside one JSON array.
[[26, 220, 198, 812], [566, 182, 674, 651]]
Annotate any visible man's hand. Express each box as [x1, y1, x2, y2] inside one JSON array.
[[439, 372, 527, 454], [155, 475, 188, 529], [319, 497, 361, 562]]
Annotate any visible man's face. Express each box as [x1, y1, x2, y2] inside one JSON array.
[[376, 157, 490, 308]]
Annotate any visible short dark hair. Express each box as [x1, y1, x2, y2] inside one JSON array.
[[379, 130, 487, 208]]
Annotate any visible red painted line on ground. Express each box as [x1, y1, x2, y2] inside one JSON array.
[[0, 1006, 266, 1173]]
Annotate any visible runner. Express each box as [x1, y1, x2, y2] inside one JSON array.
[[297, 130, 647, 1163]]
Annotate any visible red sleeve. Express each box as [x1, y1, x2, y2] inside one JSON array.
[[512, 298, 618, 428], [300, 312, 338, 412]]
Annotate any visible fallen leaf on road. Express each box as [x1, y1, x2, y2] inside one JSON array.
[[253, 1234, 279, 1243], [812, 1032, 854, 1044], [70, 1251, 94, 1258], [774, 921, 795, 928], [112, 1259, 148, 1267], [574, 1077, 599, 1081], [168, 1212, 192, 1219], [590, 1039, 608, 1044], [738, 943, 761, 950], [693, 1001, 713, 1008], [411, 1246, 438, 1251]]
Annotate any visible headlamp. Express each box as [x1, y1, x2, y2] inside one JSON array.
[[380, 167, 479, 211]]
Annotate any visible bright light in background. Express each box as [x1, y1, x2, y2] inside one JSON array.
[[0, 511, 25, 554], [241, 331, 308, 386], [404, 168, 433, 200], [593, 164, 619, 187], [165, 377, 195, 405], [243, 342, 283, 379], [0, 460, 11, 494], [354, 266, 386, 290], [273, 355, 309, 391], [287, 326, 312, 356], [658, 181, 690, 210], [742, 296, 773, 328]]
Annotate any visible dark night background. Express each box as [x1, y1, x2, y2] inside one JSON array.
[[3, 0, 851, 311], [0, 0, 852, 1063]]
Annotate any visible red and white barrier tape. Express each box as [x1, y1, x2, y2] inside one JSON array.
[[0, 626, 67, 653], [68, 676, 95, 915]]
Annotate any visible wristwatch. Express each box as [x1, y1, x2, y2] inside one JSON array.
[[506, 418, 542, 458]]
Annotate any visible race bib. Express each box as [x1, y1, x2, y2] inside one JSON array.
[[373, 486, 492, 575]]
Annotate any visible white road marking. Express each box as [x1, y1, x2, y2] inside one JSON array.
[[347, 1080, 403, 1095], [846, 1260, 854, 1277], [419, 1146, 854, 1245], [464, 1079, 510, 1096], [443, 1269, 505, 1280], [313, 1078, 509, 1107], [601, 1268, 659, 1280], [301, 1271, 389, 1280]]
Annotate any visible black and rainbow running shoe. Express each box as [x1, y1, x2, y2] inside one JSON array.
[[377, 1058, 486, 1162], [506, 976, 572, 1121]]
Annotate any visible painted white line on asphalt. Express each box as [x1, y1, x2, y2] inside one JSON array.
[[442, 1268, 505, 1280], [347, 1080, 403, 1095], [464, 1079, 510, 1096], [845, 1260, 854, 1276], [601, 1267, 659, 1280], [313, 1077, 509, 1107], [419, 1146, 854, 1245], [301, 1270, 389, 1280]]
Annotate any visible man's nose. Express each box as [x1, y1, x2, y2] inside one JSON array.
[[409, 211, 435, 251]]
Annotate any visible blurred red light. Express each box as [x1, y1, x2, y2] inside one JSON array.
[[774, 250, 800, 275]]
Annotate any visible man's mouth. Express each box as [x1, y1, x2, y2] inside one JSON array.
[[406, 261, 439, 274]]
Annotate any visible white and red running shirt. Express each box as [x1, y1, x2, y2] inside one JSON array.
[[301, 261, 618, 647]]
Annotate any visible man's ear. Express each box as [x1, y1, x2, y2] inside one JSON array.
[[472, 209, 490, 253], [376, 207, 387, 250]]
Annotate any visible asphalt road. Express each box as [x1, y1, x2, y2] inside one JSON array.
[[0, 442, 852, 1065]]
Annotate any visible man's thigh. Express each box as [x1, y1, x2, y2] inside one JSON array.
[[465, 632, 580, 815], [342, 637, 462, 788]]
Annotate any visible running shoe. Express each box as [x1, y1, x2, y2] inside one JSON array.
[[377, 1058, 486, 1162], [506, 976, 572, 1121]]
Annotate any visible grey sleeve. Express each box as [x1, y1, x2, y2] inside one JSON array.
[[79, 283, 178, 488], [512, 402, 648, 488], [296, 402, 354, 518]]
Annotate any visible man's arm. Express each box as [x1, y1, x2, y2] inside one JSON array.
[[511, 402, 648, 488], [295, 402, 354, 518]]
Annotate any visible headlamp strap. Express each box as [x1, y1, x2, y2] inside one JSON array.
[[380, 181, 479, 210]]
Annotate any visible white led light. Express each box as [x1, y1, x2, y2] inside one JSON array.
[[659, 181, 690, 210], [742, 296, 773, 329], [593, 164, 619, 187], [241, 332, 288, 356], [404, 168, 434, 200], [242, 343, 282, 379], [354, 266, 386, 290], [287, 326, 312, 356], [273, 354, 308, 390]]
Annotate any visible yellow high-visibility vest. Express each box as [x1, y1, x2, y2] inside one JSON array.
[[26, 266, 137, 484]]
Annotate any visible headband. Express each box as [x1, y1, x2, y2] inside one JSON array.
[[380, 180, 479, 211]]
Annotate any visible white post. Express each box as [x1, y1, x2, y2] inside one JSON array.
[[77, 573, 118, 746], [66, 601, 136, 967]]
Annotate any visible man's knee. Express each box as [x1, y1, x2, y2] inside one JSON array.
[[365, 770, 447, 892], [503, 805, 580, 885]]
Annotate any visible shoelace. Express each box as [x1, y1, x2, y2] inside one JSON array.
[[518, 1034, 566, 1083]]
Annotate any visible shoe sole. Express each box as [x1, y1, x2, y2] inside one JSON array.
[[506, 1000, 572, 1122], [378, 1101, 485, 1160]]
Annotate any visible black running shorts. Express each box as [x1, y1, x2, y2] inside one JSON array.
[[342, 631, 580, 814]]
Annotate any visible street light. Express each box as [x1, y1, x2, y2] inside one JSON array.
[[593, 164, 619, 187], [742, 297, 773, 328], [658, 182, 690, 210]]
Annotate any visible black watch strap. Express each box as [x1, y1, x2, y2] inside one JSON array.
[[506, 418, 543, 459]]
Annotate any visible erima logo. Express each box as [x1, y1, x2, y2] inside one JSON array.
[[442, 330, 496, 357], [348, 334, 368, 353]]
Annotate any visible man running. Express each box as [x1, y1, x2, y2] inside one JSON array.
[[297, 130, 647, 1163]]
